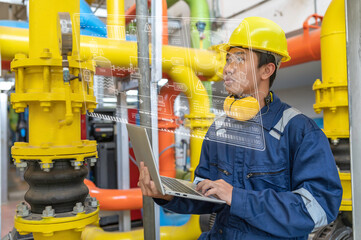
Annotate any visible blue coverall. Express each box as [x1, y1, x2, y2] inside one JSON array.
[[155, 93, 342, 239]]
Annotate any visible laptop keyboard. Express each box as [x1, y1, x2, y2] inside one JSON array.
[[161, 176, 202, 196]]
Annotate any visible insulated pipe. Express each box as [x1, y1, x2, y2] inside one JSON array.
[[84, 179, 142, 210], [107, 0, 126, 40], [158, 81, 181, 178], [81, 215, 202, 240]]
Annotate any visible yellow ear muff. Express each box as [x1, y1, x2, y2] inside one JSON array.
[[223, 95, 260, 121]]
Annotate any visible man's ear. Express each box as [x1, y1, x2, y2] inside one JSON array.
[[260, 63, 276, 80]]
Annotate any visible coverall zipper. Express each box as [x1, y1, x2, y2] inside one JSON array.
[[210, 163, 232, 176], [246, 169, 286, 178]]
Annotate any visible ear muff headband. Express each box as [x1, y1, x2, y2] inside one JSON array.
[[223, 95, 260, 121]]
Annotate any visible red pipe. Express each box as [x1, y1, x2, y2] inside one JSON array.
[[84, 179, 143, 210], [158, 80, 181, 177], [125, 0, 168, 44], [281, 14, 323, 68]]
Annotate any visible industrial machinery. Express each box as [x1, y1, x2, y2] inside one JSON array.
[[9, 1, 99, 239], [0, 0, 358, 239]]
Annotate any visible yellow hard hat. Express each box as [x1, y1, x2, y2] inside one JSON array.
[[217, 17, 291, 62]]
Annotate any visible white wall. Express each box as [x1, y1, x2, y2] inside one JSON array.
[[274, 85, 322, 119]]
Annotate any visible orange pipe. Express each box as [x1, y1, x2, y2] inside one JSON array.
[[125, 0, 168, 44], [125, 0, 151, 24], [84, 179, 143, 210], [158, 80, 181, 177], [281, 14, 322, 68]]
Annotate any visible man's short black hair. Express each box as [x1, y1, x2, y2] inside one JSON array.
[[254, 51, 278, 88]]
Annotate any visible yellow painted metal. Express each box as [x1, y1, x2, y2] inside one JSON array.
[[28, 0, 79, 59], [0, 26, 28, 61], [10, 1, 97, 166], [81, 215, 202, 240], [15, 208, 99, 240], [10, 0, 99, 239], [0, 26, 223, 80], [339, 172, 352, 211], [313, 0, 348, 140], [168, 66, 214, 180], [107, 0, 126, 40]]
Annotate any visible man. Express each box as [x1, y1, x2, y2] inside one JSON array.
[[138, 17, 342, 239]]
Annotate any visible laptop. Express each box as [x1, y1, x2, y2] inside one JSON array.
[[126, 123, 226, 204]]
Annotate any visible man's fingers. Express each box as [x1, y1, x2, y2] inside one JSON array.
[[204, 187, 218, 197], [196, 179, 211, 191], [150, 181, 162, 195], [143, 166, 151, 185], [199, 181, 214, 195], [138, 181, 148, 196]]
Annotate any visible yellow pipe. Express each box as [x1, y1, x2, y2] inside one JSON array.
[[107, 0, 126, 40], [0, 26, 223, 80], [81, 215, 202, 240], [313, 0, 348, 140], [11, 0, 99, 239], [167, 66, 214, 180], [312, 0, 351, 212], [28, 0, 79, 59]]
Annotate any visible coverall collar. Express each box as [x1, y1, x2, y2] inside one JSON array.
[[260, 92, 283, 131]]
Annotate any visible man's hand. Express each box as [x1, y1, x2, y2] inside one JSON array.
[[137, 162, 174, 201], [196, 179, 233, 205]]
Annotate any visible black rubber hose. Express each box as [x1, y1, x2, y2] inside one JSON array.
[[24, 160, 89, 214]]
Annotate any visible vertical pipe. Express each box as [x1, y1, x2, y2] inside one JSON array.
[[151, 0, 162, 238], [0, 93, 2, 238], [116, 92, 131, 232], [136, 1, 158, 239], [108, 0, 130, 231], [183, 0, 213, 106], [28, 0, 79, 58], [107, 0, 126, 40], [0, 93, 8, 205], [345, 0, 361, 238]]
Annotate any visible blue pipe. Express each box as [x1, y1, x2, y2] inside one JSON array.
[[0, 20, 28, 29], [80, 0, 107, 37]]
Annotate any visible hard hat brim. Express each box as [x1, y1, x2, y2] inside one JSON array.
[[212, 43, 291, 62]]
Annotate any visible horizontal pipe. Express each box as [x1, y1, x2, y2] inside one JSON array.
[[281, 28, 321, 68], [0, 26, 221, 78], [81, 215, 202, 240], [84, 179, 143, 211]]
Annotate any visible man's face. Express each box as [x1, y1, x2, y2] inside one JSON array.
[[223, 47, 260, 96]]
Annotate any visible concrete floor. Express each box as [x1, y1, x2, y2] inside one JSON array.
[[1, 167, 28, 238]]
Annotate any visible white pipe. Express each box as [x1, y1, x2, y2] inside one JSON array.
[[345, 0, 361, 238]]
